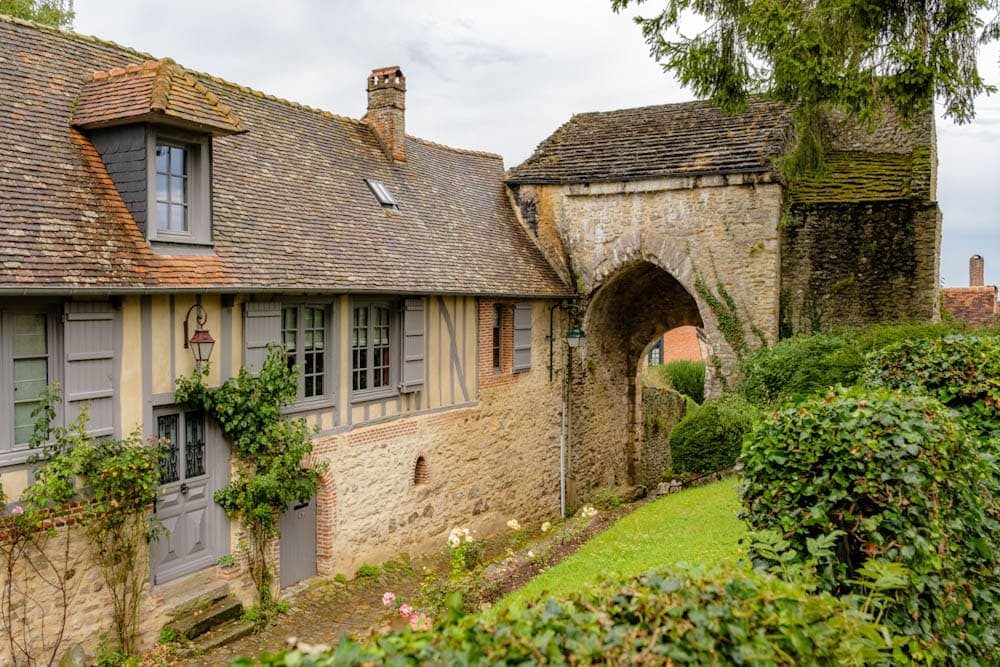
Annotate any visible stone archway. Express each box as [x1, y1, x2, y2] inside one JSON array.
[[566, 259, 705, 502]]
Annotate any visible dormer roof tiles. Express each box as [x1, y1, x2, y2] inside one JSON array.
[[73, 58, 246, 136]]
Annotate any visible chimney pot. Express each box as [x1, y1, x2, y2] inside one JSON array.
[[364, 66, 406, 162], [970, 254, 985, 287]]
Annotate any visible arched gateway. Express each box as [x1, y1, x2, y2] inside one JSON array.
[[507, 99, 940, 502]]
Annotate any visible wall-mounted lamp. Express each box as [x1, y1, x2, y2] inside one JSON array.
[[548, 300, 585, 381], [183, 303, 215, 365]]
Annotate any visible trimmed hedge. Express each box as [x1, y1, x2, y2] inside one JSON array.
[[668, 394, 757, 475], [742, 387, 1000, 663], [241, 564, 893, 666]]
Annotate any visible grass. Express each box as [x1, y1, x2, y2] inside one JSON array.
[[498, 478, 744, 611]]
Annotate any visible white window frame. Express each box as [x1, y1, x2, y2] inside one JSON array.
[[281, 303, 331, 405]]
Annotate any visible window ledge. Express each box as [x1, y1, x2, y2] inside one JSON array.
[[351, 388, 399, 404], [281, 399, 337, 416], [149, 240, 217, 256]]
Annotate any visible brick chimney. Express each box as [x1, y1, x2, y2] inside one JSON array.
[[364, 66, 406, 162], [970, 254, 985, 287]]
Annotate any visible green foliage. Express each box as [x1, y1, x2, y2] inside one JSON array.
[[650, 359, 705, 403], [862, 332, 1000, 439], [741, 387, 1000, 662], [0, 0, 73, 27], [175, 346, 327, 607], [587, 487, 623, 510], [354, 564, 380, 579], [158, 628, 179, 644], [611, 0, 996, 180], [217, 553, 237, 568], [668, 394, 757, 474], [694, 274, 749, 361], [242, 562, 892, 666], [448, 540, 483, 579], [739, 322, 963, 406]]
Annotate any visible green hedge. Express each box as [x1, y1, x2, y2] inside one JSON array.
[[739, 322, 963, 406], [649, 359, 706, 403], [241, 564, 893, 666], [668, 394, 757, 475], [741, 387, 1000, 663]]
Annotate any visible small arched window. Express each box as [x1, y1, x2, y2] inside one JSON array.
[[413, 456, 429, 486]]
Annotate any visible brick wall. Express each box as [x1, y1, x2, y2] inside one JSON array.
[[477, 299, 517, 389], [942, 286, 999, 327]]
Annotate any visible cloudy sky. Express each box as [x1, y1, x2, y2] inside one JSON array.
[[72, 0, 1000, 287]]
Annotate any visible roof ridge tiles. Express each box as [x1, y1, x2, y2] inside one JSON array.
[[407, 135, 503, 161]]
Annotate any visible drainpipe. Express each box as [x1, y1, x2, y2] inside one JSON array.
[[559, 395, 567, 518]]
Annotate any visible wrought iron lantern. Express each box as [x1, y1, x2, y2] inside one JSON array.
[[183, 303, 215, 365]]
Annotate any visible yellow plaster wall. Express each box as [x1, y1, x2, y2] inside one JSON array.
[[119, 297, 144, 434], [150, 296, 172, 395]]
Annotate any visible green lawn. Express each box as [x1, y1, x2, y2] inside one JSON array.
[[499, 479, 745, 611]]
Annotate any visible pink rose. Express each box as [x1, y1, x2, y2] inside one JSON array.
[[381, 591, 396, 607], [408, 614, 420, 629], [10, 505, 23, 516], [399, 604, 412, 617]]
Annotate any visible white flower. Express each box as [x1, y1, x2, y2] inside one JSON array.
[[447, 528, 462, 548], [462, 527, 473, 543], [540, 521, 551, 533], [580, 505, 598, 518], [506, 519, 522, 531], [526, 550, 535, 559]]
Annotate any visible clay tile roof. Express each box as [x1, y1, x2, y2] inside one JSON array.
[[73, 57, 245, 136], [0, 16, 566, 296], [507, 99, 793, 184]]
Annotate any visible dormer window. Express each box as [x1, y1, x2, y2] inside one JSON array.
[[156, 144, 189, 232], [365, 179, 399, 210], [147, 132, 211, 248], [72, 58, 246, 253]]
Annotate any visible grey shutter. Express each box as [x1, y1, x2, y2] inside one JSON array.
[[400, 298, 425, 392], [63, 302, 115, 438], [244, 302, 281, 374], [513, 302, 533, 372]]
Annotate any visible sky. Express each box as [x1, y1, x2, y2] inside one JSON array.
[[71, 0, 1000, 288]]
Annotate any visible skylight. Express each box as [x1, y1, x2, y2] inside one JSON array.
[[364, 179, 399, 210]]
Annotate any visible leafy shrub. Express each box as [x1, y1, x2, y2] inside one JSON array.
[[740, 322, 963, 406], [863, 333, 1000, 440], [742, 387, 1000, 662], [240, 563, 892, 666], [588, 487, 622, 510], [354, 564, 380, 579], [668, 394, 757, 474], [650, 359, 705, 403]]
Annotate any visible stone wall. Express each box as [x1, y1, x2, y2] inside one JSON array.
[[312, 301, 565, 575], [514, 175, 784, 496], [640, 385, 689, 488], [780, 202, 941, 335]]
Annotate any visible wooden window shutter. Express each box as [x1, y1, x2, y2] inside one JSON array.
[[513, 302, 533, 372], [243, 302, 281, 374], [400, 298, 425, 392], [63, 302, 115, 437]]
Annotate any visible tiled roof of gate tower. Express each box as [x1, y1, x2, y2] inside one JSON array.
[[0, 16, 567, 296], [507, 99, 793, 184]]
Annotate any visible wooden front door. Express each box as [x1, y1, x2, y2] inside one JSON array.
[[153, 409, 228, 584]]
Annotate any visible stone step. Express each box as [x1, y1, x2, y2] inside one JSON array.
[[186, 618, 256, 655], [163, 595, 243, 641], [162, 580, 231, 621]]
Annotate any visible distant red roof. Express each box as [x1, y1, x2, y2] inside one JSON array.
[[942, 286, 998, 327]]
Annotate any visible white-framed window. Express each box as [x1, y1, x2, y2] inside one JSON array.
[[147, 130, 211, 247]]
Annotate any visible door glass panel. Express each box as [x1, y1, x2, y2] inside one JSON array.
[[185, 411, 206, 478], [13, 359, 47, 401], [158, 414, 180, 483], [13, 314, 46, 356]]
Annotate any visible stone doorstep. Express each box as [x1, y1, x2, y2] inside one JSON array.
[[179, 618, 256, 657], [163, 596, 244, 641], [157, 569, 232, 622]]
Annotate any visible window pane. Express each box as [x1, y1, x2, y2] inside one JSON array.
[[313, 352, 324, 374], [158, 414, 179, 483], [14, 402, 39, 446], [170, 146, 186, 175], [13, 314, 46, 356], [155, 145, 169, 173], [283, 307, 297, 330], [304, 330, 314, 350], [170, 204, 187, 231], [156, 203, 170, 230], [185, 411, 206, 478], [314, 375, 323, 396], [170, 176, 186, 204], [156, 173, 168, 203], [13, 359, 48, 401]]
